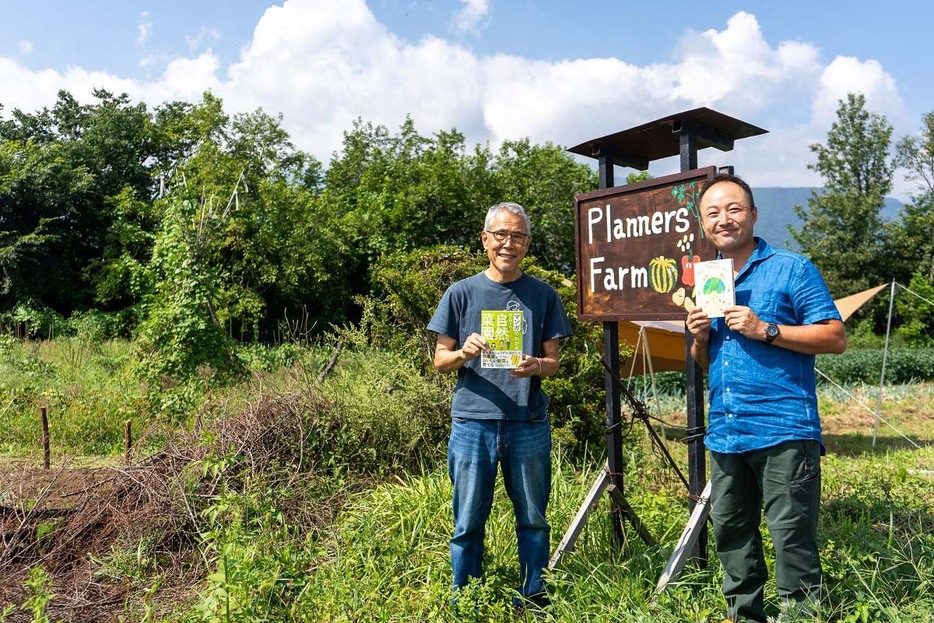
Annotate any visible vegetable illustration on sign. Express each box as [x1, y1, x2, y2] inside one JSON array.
[[676, 233, 700, 287], [649, 256, 678, 293]]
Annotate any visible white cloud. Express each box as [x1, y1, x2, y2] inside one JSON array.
[[0, 1, 909, 197], [137, 11, 153, 47], [452, 0, 491, 34], [812, 56, 904, 126], [17, 41, 33, 55], [186, 27, 222, 53]]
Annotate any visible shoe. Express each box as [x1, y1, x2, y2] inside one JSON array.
[[514, 592, 550, 615]]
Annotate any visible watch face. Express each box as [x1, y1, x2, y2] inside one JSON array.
[[766, 323, 779, 341]]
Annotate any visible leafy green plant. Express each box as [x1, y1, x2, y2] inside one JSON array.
[[21, 565, 54, 623], [895, 271, 934, 345]]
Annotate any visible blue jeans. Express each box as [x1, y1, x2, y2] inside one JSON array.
[[448, 415, 552, 599]]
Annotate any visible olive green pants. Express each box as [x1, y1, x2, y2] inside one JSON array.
[[710, 440, 822, 623]]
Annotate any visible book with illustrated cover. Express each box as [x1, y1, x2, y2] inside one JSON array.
[[480, 310, 524, 368], [693, 259, 735, 318]]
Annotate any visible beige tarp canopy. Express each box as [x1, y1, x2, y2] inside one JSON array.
[[619, 284, 887, 377]]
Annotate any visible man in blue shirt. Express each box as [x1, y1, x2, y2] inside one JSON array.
[[428, 201, 572, 612], [686, 174, 847, 623]]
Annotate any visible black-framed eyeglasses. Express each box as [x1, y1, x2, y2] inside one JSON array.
[[485, 230, 530, 244]]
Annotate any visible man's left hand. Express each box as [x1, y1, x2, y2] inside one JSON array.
[[722, 305, 766, 340], [511, 354, 541, 378]]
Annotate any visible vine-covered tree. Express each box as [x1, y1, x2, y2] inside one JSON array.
[[791, 93, 894, 297]]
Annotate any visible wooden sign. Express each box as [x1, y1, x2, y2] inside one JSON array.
[[574, 167, 718, 321]]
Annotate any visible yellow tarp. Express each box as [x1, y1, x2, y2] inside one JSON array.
[[618, 284, 887, 377]]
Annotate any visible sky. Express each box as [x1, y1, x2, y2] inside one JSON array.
[[0, 0, 930, 200]]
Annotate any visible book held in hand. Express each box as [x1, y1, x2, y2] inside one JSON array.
[[480, 310, 524, 369], [693, 259, 735, 318]]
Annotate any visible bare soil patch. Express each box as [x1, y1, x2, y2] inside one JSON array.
[[0, 391, 339, 622], [0, 452, 198, 623]]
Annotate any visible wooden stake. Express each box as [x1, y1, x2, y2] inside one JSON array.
[[124, 420, 132, 465], [41, 406, 50, 469]]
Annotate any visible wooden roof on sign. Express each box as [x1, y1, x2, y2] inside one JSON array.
[[567, 107, 768, 169]]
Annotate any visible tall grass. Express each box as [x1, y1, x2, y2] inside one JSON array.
[[0, 336, 332, 458], [174, 438, 933, 622], [2, 335, 931, 621], [0, 335, 151, 457]]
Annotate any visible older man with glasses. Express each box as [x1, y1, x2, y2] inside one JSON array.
[[428, 201, 573, 613]]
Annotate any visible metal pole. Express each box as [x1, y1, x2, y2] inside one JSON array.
[[873, 280, 896, 448], [679, 124, 706, 567]]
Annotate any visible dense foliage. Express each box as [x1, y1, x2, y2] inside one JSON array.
[[0, 95, 597, 359], [3, 89, 934, 367]]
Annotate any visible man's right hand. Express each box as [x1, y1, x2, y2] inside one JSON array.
[[687, 307, 712, 345], [435, 333, 487, 372], [460, 332, 489, 361]]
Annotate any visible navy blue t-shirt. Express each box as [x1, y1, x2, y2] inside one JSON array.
[[427, 271, 573, 421]]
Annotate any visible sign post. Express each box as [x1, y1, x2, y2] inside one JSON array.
[[550, 108, 767, 573]]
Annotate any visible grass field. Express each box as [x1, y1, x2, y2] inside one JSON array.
[[0, 339, 932, 622]]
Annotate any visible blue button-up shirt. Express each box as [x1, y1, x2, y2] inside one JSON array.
[[705, 238, 841, 454]]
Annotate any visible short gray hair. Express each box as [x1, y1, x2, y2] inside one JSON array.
[[484, 202, 531, 234]]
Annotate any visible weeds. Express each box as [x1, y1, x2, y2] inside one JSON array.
[[2, 336, 933, 622], [21, 566, 54, 623]]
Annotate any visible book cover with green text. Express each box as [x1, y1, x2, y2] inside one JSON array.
[[480, 310, 524, 369]]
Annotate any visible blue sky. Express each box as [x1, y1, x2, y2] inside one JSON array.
[[1, 0, 930, 199]]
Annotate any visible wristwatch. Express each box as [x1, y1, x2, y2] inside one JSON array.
[[764, 323, 780, 344]]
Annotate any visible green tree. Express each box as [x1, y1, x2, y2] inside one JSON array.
[[889, 111, 934, 282], [0, 138, 95, 311], [489, 138, 598, 273], [319, 118, 495, 322], [792, 93, 894, 297], [0, 89, 159, 320]]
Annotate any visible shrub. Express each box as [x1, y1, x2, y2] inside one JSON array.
[[0, 300, 69, 339], [65, 309, 137, 341], [817, 347, 934, 385], [896, 271, 934, 346]]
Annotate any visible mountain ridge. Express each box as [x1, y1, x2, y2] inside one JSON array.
[[751, 187, 903, 251]]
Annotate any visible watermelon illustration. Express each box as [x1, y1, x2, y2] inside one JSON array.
[[649, 256, 678, 293]]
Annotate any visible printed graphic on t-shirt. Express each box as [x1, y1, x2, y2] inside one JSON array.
[[480, 310, 524, 368]]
